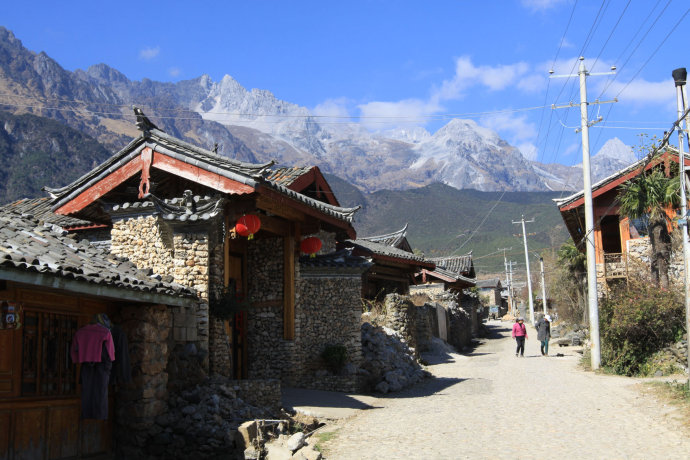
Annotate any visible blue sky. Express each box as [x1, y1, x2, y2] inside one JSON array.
[[3, 0, 690, 166]]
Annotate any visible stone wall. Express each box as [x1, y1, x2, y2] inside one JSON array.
[[407, 287, 475, 350], [383, 294, 418, 356], [110, 215, 209, 362], [293, 275, 362, 392], [246, 236, 295, 381], [208, 229, 231, 377], [115, 304, 172, 458]]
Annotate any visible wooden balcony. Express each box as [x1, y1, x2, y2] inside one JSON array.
[[603, 252, 627, 279]]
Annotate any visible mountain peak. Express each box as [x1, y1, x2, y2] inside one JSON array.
[[594, 137, 636, 163]]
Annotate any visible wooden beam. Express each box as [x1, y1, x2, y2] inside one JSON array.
[[283, 225, 296, 340], [256, 194, 306, 222], [152, 151, 255, 195], [260, 214, 291, 236], [55, 157, 143, 215]]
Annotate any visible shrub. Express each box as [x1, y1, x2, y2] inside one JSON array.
[[600, 280, 684, 376], [321, 344, 348, 372]]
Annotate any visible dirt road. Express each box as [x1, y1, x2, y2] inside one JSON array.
[[322, 320, 690, 459]]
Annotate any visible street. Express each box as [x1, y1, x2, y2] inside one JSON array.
[[322, 320, 690, 459]]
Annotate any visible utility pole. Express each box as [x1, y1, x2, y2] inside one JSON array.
[[551, 57, 616, 370], [507, 260, 517, 315], [672, 67, 690, 376], [513, 215, 535, 324], [539, 256, 548, 316], [499, 247, 512, 315]]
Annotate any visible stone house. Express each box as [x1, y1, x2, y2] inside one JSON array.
[[341, 224, 435, 300], [554, 148, 687, 292], [476, 278, 508, 316], [0, 207, 198, 459], [0, 108, 378, 458]]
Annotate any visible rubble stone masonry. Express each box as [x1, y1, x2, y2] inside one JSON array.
[[110, 215, 209, 361]]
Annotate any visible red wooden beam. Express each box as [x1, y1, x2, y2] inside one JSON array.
[[55, 157, 143, 215], [152, 152, 255, 195]]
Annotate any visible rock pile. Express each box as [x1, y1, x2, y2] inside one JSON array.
[[239, 415, 323, 460], [130, 376, 275, 459], [359, 322, 430, 393], [647, 334, 689, 375]]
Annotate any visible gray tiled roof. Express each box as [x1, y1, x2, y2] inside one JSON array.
[[0, 208, 195, 304], [476, 278, 501, 289], [1, 197, 95, 228], [429, 254, 474, 276], [266, 180, 360, 223], [45, 109, 359, 225], [345, 238, 432, 266], [265, 166, 313, 186], [299, 248, 372, 271], [359, 223, 409, 248]]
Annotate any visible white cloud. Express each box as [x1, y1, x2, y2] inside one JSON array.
[[139, 46, 160, 60], [313, 98, 352, 121], [603, 78, 675, 107], [168, 67, 181, 77], [435, 57, 531, 101], [357, 98, 442, 130], [480, 112, 537, 144], [517, 142, 538, 160]]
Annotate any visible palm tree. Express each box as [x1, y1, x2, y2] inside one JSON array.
[[617, 167, 679, 288]]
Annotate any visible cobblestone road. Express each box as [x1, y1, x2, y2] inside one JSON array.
[[323, 321, 690, 459]]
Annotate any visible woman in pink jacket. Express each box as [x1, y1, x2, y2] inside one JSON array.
[[512, 317, 528, 357]]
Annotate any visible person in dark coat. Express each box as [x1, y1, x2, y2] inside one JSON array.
[[536, 314, 551, 356]]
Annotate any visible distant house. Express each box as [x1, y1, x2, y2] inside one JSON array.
[[417, 254, 476, 291], [341, 224, 435, 300], [476, 278, 508, 317], [555, 148, 687, 291]]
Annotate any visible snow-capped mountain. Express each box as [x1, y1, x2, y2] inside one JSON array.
[[0, 26, 637, 194]]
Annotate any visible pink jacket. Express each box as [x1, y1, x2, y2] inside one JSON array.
[[71, 324, 115, 363], [512, 322, 528, 339]]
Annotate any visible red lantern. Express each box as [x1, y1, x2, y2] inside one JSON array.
[[300, 237, 322, 258], [236, 214, 261, 240]]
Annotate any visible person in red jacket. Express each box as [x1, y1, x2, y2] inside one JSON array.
[[512, 317, 528, 357]]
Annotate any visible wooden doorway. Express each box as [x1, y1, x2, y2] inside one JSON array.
[[224, 238, 248, 379]]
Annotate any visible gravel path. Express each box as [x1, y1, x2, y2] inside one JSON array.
[[323, 320, 690, 459]]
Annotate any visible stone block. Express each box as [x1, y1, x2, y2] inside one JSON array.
[[236, 420, 258, 449]]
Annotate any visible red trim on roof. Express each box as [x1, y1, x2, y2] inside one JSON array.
[[56, 156, 143, 215], [152, 151, 255, 195], [418, 268, 456, 283], [371, 253, 435, 269], [558, 152, 680, 212], [286, 166, 340, 207], [257, 186, 356, 239], [64, 223, 110, 231]]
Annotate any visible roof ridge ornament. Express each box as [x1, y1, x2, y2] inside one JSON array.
[[133, 106, 161, 133]]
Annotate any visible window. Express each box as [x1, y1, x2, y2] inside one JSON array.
[[21, 310, 78, 397], [629, 214, 649, 238]]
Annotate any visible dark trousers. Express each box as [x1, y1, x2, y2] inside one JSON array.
[[515, 336, 525, 356]]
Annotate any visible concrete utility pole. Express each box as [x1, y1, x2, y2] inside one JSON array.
[[508, 260, 516, 316], [498, 247, 512, 307], [539, 256, 548, 316], [672, 67, 690, 376], [551, 57, 616, 370], [513, 215, 535, 324]]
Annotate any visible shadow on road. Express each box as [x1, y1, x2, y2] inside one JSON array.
[[379, 376, 467, 400]]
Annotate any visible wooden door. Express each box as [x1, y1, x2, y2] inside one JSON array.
[[225, 239, 248, 379]]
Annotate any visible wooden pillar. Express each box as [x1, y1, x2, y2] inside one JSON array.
[[283, 224, 296, 340]]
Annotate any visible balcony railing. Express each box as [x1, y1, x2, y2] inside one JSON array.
[[603, 252, 627, 279]]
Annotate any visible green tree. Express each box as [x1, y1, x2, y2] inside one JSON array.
[[617, 167, 679, 289]]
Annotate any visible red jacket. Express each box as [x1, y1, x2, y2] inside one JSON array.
[[512, 322, 528, 339], [71, 324, 115, 363]]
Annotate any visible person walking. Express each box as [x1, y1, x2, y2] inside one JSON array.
[[536, 314, 551, 356], [512, 317, 528, 357]]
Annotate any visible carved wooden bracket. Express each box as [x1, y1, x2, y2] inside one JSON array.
[[138, 147, 153, 198]]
